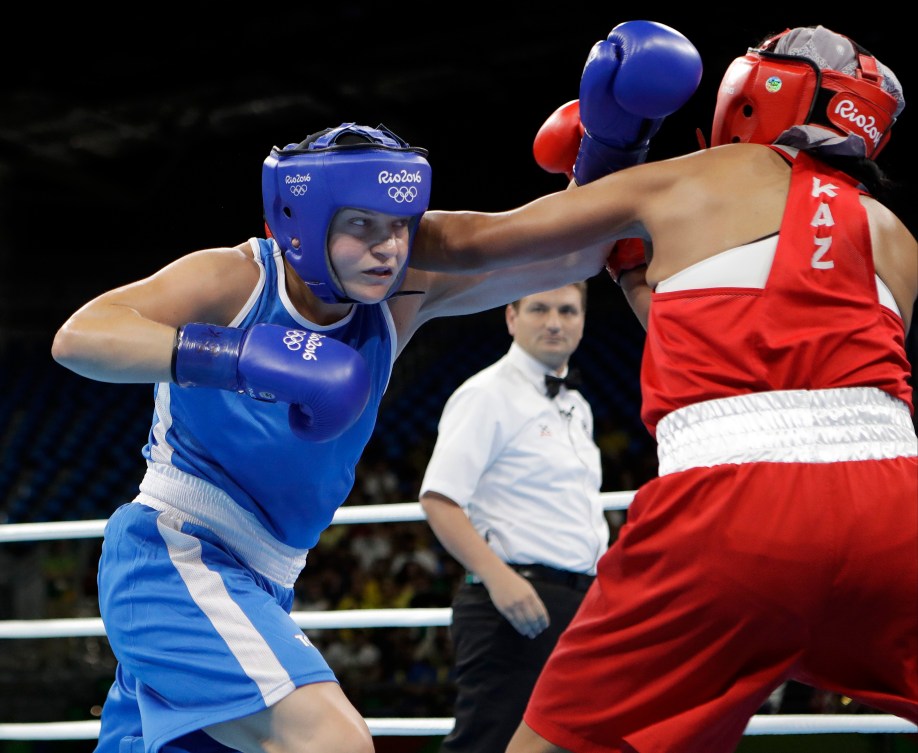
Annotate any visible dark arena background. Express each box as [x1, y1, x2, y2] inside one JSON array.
[[0, 8, 915, 752]]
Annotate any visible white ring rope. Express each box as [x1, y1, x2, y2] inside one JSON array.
[[2, 489, 915, 740], [0, 492, 636, 543], [0, 608, 454, 639], [0, 714, 914, 740]]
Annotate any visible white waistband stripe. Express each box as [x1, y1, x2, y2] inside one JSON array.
[[656, 388, 917, 476], [136, 464, 309, 587]]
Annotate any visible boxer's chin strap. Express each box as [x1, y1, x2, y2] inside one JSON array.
[[308, 285, 426, 304], [695, 127, 708, 150]]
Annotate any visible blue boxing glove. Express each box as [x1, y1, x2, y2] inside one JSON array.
[[573, 20, 702, 185], [173, 322, 371, 442]]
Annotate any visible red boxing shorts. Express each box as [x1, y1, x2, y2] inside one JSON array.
[[524, 389, 918, 753]]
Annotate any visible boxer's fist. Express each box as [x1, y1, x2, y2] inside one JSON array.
[[533, 99, 584, 180], [574, 20, 702, 185], [174, 322, 371, 442], [605, 238, 647, 285]]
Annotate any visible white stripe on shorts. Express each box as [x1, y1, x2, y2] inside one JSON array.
[[155, 514, 296, 706]]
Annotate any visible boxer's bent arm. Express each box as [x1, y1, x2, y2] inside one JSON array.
[[620, 266, 652, 330], [51, 245, 260, 383]]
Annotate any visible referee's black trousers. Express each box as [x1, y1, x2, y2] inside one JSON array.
[[440, 574, 590, 753]]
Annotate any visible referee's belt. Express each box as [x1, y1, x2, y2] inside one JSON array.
[[466, 564, 595, 592]]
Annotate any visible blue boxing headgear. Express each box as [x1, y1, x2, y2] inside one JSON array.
[[262, 123, 432, 303]]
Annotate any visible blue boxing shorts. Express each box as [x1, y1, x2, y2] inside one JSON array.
[[95, 496, 337, 753]]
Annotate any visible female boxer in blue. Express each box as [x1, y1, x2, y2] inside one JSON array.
[[50, 124, 616, 753], [51, 22, 701, 752]]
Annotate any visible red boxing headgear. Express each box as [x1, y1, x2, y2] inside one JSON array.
[[711, 28, 901, 158]]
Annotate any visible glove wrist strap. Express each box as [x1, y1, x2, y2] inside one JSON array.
[[573, 135, 648, 185], [173, 323, 245, 391]]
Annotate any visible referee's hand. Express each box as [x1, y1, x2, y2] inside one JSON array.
[[485, 568, 550, 639]]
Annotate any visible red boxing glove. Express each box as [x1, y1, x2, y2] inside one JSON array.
[[605, 238, 646, 284], [533, 100, 584, 180]]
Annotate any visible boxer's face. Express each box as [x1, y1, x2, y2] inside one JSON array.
[[327, 208, 412, 302]]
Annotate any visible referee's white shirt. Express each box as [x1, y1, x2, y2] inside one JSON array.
[[420, 342, 608, 575]]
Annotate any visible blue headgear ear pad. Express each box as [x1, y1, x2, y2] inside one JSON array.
[[262, 123, 432, 304]]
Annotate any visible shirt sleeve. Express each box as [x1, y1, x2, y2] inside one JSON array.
[[418, 382, 506, 508]]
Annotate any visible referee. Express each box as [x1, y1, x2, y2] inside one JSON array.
[[419, 282, 609, 753]]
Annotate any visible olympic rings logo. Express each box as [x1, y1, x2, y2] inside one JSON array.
[[283, 331, 307, 350], [282, 329, 326, 361], [388, 186, 419, 203], [289, 185, 308, 196]]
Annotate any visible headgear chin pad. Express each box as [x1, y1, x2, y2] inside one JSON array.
[[262, 123, 432, 303], [711, 26, 902, 159]]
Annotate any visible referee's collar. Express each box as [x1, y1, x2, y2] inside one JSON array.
[[506, 342, 569, 393]]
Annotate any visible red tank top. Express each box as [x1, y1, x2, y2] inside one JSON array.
[[640, 147, 913, 437]]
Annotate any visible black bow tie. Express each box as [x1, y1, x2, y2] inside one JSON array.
[[545, 368, 582, 398]]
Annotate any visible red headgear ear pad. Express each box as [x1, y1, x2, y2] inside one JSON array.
[[711, 53, 819, 147]]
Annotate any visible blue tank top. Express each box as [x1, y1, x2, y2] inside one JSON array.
[[141, 238, 396, 548]]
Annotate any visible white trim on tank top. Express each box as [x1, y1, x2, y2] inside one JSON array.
[[655, 234, 900, 318]]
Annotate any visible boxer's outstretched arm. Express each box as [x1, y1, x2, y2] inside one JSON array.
[[413, 167, 654, 275]]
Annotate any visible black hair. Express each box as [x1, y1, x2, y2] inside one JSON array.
[[296, 129, 374, 150], [815, 153, 897, 198], [296, 123, 395, 150]]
